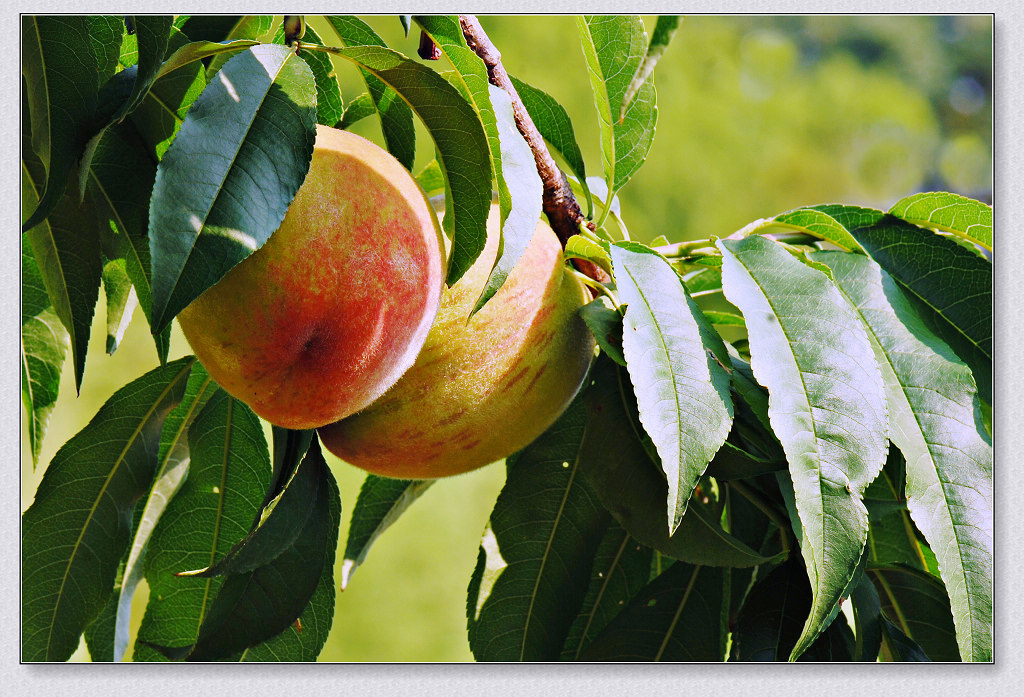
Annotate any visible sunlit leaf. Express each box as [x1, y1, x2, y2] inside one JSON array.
[[101, 256, 137, 355], [271, 23, 344, 127], [889, 191, 992, 252], [618, 16, 679, 123]]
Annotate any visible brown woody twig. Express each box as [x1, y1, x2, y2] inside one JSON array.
[[458, 15, 610, 284]]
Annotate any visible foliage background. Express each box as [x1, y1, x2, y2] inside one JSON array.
[[19, 14, 992, 662]]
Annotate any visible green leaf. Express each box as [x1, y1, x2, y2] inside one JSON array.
[[113, 362, 215, 661], [339, 91, 376, 129], [329, 44, 492, 286], [328, 16, 417, 171], [87, 123, 171, 363], [579, 297, 626, 367], [579, 561, 725, 661], [564, 234, 613, 276], [682, 267, 722, 297], [509, 74, 592, 217], [205, 16, 276, 77], [813, 250, 992, 662], [270, 23, 344, 127], [134, 389, 270, 661], [22, 16, 99, 231], [156, 39, 260, 80], [618, 16, 679, 123], [701, 310, 745, 326], [848, 215, 991, 403], [101, 256, 137, 355], [341, 476, 435, 590], [22, 357, 193, 662], [864, 448, 930, 570], [610, 242, 733, 533], [560, 524, 653, 660], [148, 44, 317, 332], [467, 396, 611, 661], [414, 158, 446, 198], [868, 563, 960, 662], [771, 207, 865, 253], [182, 441, 333, 661], [577, 15, 658, 200], [717, 235, 888, 661], [579, 356, 778, 567], [850, 571, 884, 662], [473, 84, 545, 314], [87, 16, 125, 85], [23, 126, 102, 393], [879, 615, 932, 661], [113, 16, 173, 122], [21, 234, 70, 468], [239, 465, 341, 662], [889, 191, 992, 252]]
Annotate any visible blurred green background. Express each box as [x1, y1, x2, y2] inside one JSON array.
[[21, 15, 991, 662]]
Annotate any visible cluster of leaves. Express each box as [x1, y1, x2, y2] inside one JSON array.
[[21, 14, 991, 663]]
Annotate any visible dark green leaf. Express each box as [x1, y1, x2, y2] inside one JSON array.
[[113, 362, 215, 661], [718, 235, 888, 660], [148, 44, 317, 332], [579, 297, 626, 366], [618, 16, 679, 123], [467, 396, 611, 661], [156, 39, 260, 80], [134, 389, 270, 661], [868, 563, 960, 662], [610, 242, 733, 533], [83, 558, 124, 661], [579, 356, 778, 567], [864, 448, 930, 570], [329, 44, 492, 286], [813, 250, 992, 661], [880, 615, 932, 661], [328, 16, 417, 171], [240, 465, 341, 662], [205, 16, 276, 77], [22, 16, 99, 231], [21, 234, 70, 468], [889, 191, 992, 252], [560, 524, 653, 660], [850, 572, 883, 662], [271, 23, 345, 127], [101, 256, 137, 355], [184, 442, 333, 661], [577, 15, 657, 200], [87, 16, 125, 85], [580, 561, 725, 661], [341, 476, 435, 590], [22, 357, 193, 661], [87, 123, 171, 363], [849, 215, 991, 403], [682, 267, 722, 297], [113, 16, 173, 122], [339, 91, 376, 129], [509, 74, 592, 217]]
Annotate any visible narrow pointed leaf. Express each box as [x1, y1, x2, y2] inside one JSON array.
[[101, 257, 137, 355], [579, 561, 725, 661], [329, 44, 492, 286], [22, 357, 193, 661], [889, 192, 992, 252], [880, 615, 932, 661], [156, 39, 260, 80], [610, 242, 733, 533], [205, 16, 276, 77], [717, 235, 888, 660], [807, 203, 886, 232], [579, 297, 626, 367], [134, 389, 270, 661], [509, 74, 592, 217], [271, 23, 344, 127], [580, 356, 777, 567], [21, 235, 70, 467], [339, 91, 375, 129], [113, 16, 173, 122], [682, 267, 723, 297], [148, 44, 317, 332], [771, 207, 865, 252], [342, 476, 435, 590], [848, 215, 991, 403], [239, 466, 341, 662], [850, 572, 884, 662], [87, 16, 125, 85], [560, 524, 653, 660], [184, 442, 333, 661], [328, 16, 416, 171], [814, 250, 992, 662], [113, 362, 215, 661], [23, 109, 102, 393], [577, 15, 657, 198], [467, 396, 611, 661], [22, 15, 99, 231], [618, 16, 679, 123], [864, 448, 930, 570], [88, 123, 171, 363], [868, 562, 960, 662]]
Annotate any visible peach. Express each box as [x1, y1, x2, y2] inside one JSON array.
[[177, 125, 445, 429], [318, 206, 596, 479]]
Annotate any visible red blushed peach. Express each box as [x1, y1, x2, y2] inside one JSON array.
[[177, 125, 445, 429], [318, 206, 596, 479]]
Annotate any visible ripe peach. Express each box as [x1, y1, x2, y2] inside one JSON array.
[[177, 125, 445, 429], [318, 206, 596, 479]]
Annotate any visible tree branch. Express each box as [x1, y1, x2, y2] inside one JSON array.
[[459, 15, 609, 283]]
